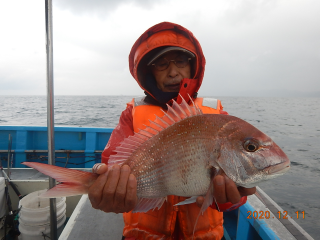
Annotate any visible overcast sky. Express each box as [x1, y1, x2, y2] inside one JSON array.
[[0, 0, 319, 97]]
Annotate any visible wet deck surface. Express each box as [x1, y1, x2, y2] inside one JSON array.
[[59, 195, 124, 240]]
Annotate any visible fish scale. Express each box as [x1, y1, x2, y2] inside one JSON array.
[[126, 116, 212, 199]]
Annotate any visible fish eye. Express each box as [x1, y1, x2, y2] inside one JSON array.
[[243, 139, 259, 152]]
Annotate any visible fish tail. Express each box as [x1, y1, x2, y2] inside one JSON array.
[[40, 183, 89, 198], [22, 162, 98, 198]]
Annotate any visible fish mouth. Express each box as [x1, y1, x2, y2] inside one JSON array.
[[264, 158, 290, 175]]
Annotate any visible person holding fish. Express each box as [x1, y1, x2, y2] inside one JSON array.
[[20, 19, 290, 239], [24, 21, 290, 240], [88, 22, 258, 240]]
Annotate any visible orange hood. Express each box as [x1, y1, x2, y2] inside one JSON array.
[[129, 22, 206, 103]]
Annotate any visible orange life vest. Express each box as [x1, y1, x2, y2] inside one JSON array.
[[129, 97, 223, 133], [122, 97, 224, 240]]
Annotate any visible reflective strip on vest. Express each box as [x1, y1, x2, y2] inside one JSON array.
[[202, 98, 219, 109]]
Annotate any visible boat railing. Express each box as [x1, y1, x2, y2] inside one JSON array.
[[0, 126, 113, 168]]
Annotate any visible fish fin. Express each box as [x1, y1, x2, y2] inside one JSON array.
[[109, 96, 202, 167], [133, 197, 167, 213], [197, 166, 222, 214], [187, 94, 203, 115], [148, 119, 165, 131], [108, 133, 152, 167], [40, 183, 88, 198], [153, 115, 170, 128], [192, 171, 217, 240], [200, 177, 215, 215], [143, 125, 159, 135], [178, 94, 195, 116], [21, 162, 98, 197], [162, 95, 202, 124], [22, 162, 97, 184], [174, 196, 199, 206]]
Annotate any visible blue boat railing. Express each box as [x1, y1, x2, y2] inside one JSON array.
[[235, 203, 280, 240], [0, 126, 113, 168]]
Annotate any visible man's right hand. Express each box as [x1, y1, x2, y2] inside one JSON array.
[[88, 163, 138, 213]]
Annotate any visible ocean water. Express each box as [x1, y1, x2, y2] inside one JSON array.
[[0, 95, 319, 238]]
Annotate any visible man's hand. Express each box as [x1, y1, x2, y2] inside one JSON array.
[[196, 173, 256, 208], [88, 164, 138, 213]]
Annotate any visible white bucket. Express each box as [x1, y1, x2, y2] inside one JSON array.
[[18, 189, 66, 240], [0, 177, 6, 218]]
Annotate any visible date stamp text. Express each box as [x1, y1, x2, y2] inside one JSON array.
[[247, 211, 305, 219]]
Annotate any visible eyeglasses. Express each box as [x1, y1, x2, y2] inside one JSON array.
[[151, 55, 191, 71]]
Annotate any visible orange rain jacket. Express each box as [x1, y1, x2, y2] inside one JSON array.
[[101, 22, 247, 240]]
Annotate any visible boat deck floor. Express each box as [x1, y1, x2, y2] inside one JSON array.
[[60, 190, 314, 240], [59, 195, 124, 240]]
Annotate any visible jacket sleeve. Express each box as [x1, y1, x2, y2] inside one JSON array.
[[101, 105, 134, 164]]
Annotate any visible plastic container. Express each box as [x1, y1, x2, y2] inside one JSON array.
[[0, 177, 6, 218], [18, 189, 66, 240]]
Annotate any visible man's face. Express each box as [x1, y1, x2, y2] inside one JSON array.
[[151, 51, 191, 92]]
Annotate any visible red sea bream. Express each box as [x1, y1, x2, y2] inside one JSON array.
[[23, 96, 290, 214]]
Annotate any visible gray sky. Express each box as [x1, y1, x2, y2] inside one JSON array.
[[0, 0, 319, 97]]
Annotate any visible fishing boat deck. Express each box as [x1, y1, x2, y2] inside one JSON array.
[[59, 195, 124, 240], [59, 187, 314, 240]]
